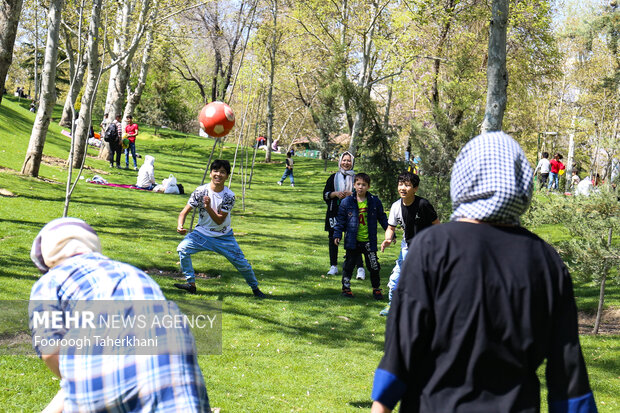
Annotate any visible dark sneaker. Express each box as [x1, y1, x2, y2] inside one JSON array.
[[252, 288, 266, 298], [116, 164, 121, 168], [379, 304, 390, 316], [341, 288, 354, 298], [373, 288, 384, 300], [124, 165, 129, 170], [174, 283, 196, 294]]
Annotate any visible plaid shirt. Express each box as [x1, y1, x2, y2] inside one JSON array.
[[29, 253, 210, 412]]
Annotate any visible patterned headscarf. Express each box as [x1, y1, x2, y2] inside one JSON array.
[[31, 217, 102, 273], [450, 131, 533, 225], [335, 151, 355, 192]]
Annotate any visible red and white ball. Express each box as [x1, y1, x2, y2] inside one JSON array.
[[198, 101, 235, 138]]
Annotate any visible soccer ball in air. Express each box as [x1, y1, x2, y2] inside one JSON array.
[[198, 102, 235, 138]]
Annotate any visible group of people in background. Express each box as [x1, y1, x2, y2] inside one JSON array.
[[534, 151, 607, 196], [100, 113, 139, 170]]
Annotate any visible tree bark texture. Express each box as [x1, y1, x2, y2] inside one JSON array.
[[265, 0, 278, 162], [21, 0, 64, 177], [0, 0, 24, 106], [70, 0, 102, 169], [593, 227, 612, 335], [481, 0, 509, 134], [59, 56, 87, 127], [123, 12, 156, 119]]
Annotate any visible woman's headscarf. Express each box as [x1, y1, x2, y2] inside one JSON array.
[[450, 131, 533, 225], [335, 151, 355, 193], [31, 217, 102, 273]]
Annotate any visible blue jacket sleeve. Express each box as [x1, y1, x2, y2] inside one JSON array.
[[333, 197, 349, 240], [377, 197, 388, 230]]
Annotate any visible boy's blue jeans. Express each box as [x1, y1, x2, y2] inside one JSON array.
[[279, 168, 294, 184], [177, 230, 258, 289], [125, 142, 137, 167], [387, 240, 409, 303]]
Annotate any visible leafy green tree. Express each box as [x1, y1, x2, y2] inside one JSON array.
[[523, 189, 620, 334]]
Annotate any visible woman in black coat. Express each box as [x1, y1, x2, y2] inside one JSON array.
[[323, 151, 364, 278]]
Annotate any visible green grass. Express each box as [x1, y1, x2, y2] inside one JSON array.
[[1, 94, 618, 411]]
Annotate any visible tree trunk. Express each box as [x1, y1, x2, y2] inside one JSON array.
[[21, 0, 64, 177], [565, 108, 578, 192], [264, 0, 278, 162], [481, 0, 509, 134], [348, 1, 379, 155], [69, 0, 102, 169], [63, 0, 102, 216], [59, 56, 87, 127], [0, 0, 24, 106], [593, 227, 613, 334], [123, 17, 155, 119]]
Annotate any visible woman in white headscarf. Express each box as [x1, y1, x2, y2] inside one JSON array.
[[322, 151, 365, 278], [371, 132, 596, 413], [136, 155, 156, 190]]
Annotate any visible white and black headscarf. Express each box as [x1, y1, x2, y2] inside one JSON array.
[[31, 217, 102, 273], [450, 132, 533, 225], [335, 151, 355, 193]]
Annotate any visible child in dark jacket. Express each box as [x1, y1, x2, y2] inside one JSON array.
[[333, 173, 388, 299]]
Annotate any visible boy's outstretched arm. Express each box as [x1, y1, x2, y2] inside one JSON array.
[[381, 225, 397, 252], [377, 199, 389, 230], [177, 204, 192, 234]]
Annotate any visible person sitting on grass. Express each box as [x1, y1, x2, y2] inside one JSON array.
[[136, 154, 157, 190], [379, 171, 439, 316], [174, 159, 266, 298], [333, 173, 388, 299], [29, 217, 210, 413], [371, 132, 596, 413]]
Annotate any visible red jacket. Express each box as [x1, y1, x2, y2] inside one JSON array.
[[550, 159, 565, 174]]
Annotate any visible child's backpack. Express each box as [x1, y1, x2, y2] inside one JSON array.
[[104, 123, 118, 142]]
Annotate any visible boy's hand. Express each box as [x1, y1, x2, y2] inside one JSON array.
[[203, 195, 211, 208], [334, 238, 340, 246], [177, 227, 187, 235], [381, 239, 392, 252]]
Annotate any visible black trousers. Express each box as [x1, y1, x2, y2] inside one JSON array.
[[328, 232, 363, 268], [342, 241, 380, 289], [539, 173, 549, 189], [108, 141, 122, 165]]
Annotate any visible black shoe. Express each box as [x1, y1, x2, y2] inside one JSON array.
[[252, 288, 266, 298], [341, 288, 354, 298], [174, 283, 196, 294], [109, 163, 114, 168], [373, 288, 384, 300]]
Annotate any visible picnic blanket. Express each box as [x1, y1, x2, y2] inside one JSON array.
[[87, 181, 151, 191]]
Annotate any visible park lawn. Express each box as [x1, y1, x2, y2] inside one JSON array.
[[1, 95, 618, 411]]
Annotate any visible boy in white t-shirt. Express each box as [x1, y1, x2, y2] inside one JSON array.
[[174, 160, 266, 298], [533, 152, 551, 189], [379, 172, 439, 316]]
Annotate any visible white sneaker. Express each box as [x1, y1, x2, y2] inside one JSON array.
[[277, 181, 282, 185], [327, 265, 338, 275], [291, 184, 295, 187], [356, 267, 366, 280]]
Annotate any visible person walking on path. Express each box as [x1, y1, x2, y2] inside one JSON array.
[[174, 160, 266, 298], [124, 115, 139, 170], [371, 132, 596, 413], [277, 150, 295, 187], [323, 151, 366, 279]]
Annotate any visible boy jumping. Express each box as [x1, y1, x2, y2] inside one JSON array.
[[174, 159, 266, 298], [333, 173, 388, 299], [380, 172, 439, 316]]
